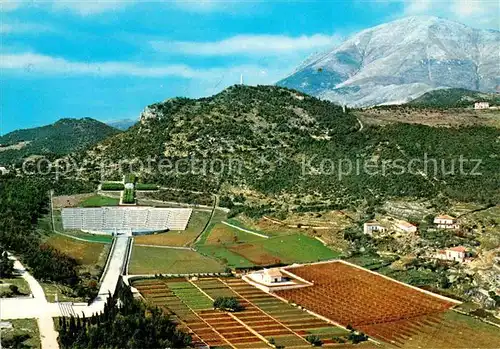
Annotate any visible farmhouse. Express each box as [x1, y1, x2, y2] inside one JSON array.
[[474, 102, 490, 109], [363, 221, 386, 236], [0, 166, 8, 175], [263, 268, 284, 284], [434, 215, 459, 229], [436, 246, 467, 263], [397, 220, 417, 233]]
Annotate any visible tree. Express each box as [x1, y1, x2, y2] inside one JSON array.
[[213, 297, 244, 312], [305, 335, 323, 346], [0, 247, 14, 278]]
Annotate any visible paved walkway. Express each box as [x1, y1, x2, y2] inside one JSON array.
[[0, 256, 60, 349], [0, 236, 132, 348]]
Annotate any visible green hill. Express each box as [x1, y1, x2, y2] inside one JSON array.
[[408, 88, 500, 108], [0, 118, 120, 164], [74, 85, 499, 209]]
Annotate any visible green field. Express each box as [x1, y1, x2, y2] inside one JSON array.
[[1, 319, 41, 349], [79, 195, 120, 207], [196, 220, 340, 268], [196, 245, 255, 268], [129, 246, 225, 275], [167, 281, 213, 309]]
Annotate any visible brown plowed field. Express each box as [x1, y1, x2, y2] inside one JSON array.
[[275, 261, 482, 347]]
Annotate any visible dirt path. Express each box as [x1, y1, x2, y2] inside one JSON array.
[[221, 221, 269, 238]]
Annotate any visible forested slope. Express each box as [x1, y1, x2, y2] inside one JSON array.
[[74, 85, 499, 208]]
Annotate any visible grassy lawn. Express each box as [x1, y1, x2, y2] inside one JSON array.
[[44, 234, 110, 268], [134, 210, 212, 247], [197, 225, 340, 267], [0, 276, 31, 295], [129, 245, 225, 275], [204, 223, 267, 245], [196, 245, 255, 268], [1, 319, 40, 349], [79, 195, 120, 207], [260, 234, 339, 263]]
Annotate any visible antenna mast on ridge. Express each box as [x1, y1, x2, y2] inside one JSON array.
[[240, 74, 244, 85]]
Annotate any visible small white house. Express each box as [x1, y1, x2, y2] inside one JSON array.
[[397, 221, 417, 233], [434, 215, 459, 229], [0, 166, 9, 175], [474, 102, 490, 110], [437, 246, 467, 263], [262, 268, 284, 284], [363, 221, 386, 236]]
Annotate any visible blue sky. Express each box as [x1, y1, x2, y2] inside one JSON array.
[[1, 0, 499, 134]]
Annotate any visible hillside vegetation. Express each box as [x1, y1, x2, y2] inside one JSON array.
[[0, 118, 120, 164], [409, 88, 500, 108], [75, 85, 499, 211]]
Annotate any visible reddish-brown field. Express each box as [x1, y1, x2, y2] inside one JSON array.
[[275, 261, 457, 346], [229, 243, 282, 265]]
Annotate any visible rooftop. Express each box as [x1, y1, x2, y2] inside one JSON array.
[[264, 268, 283, 278]]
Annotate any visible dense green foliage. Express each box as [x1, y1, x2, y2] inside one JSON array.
[[134, 183, 159, 190], [0, 247, 14, 277], [142, 189, 213, 206], [0, 175, 99, 298], [0, 118, 120, 164], [58, 283, 191, 349], [74, 85, 499, 209], [101, 182, 125, 191], [122, 188, 135, 204], [213, 296, 244, 311], [408, 88, 500, 108]]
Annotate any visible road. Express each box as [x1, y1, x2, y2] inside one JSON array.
[[0, 236, 132, 347]]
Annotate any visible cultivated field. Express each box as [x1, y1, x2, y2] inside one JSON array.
[[133, 277, 371, 348], [129, 246, 225, 275], [275, 261, 499, 348], [197, 221, 340, 268]]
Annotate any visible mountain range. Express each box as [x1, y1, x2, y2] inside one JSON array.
[[278, 16, 499, 107], [0, 118, 120, 165]]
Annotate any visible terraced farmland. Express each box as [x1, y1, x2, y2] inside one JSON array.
[[133, 277, 359, 348]]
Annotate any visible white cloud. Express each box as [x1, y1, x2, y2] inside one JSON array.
[[402, 0, 500, 29], [0, 0, 20, 12], [50, 0, 134, 15], [0, 0, 135, 15], [1, 0, 246, 15], [0, 21, 54, 34], [0, 52, 292, 86], [151, 34, 340, 56]]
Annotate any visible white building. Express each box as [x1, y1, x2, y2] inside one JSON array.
[[363, 221, 386, 236], [434, 215, 459, 229], [436, 246, 467, 263], [0, 166, 9, 175], [474, 102, 490, 110], [263, 268, 284, 284], [397, 221, 417, 233]]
